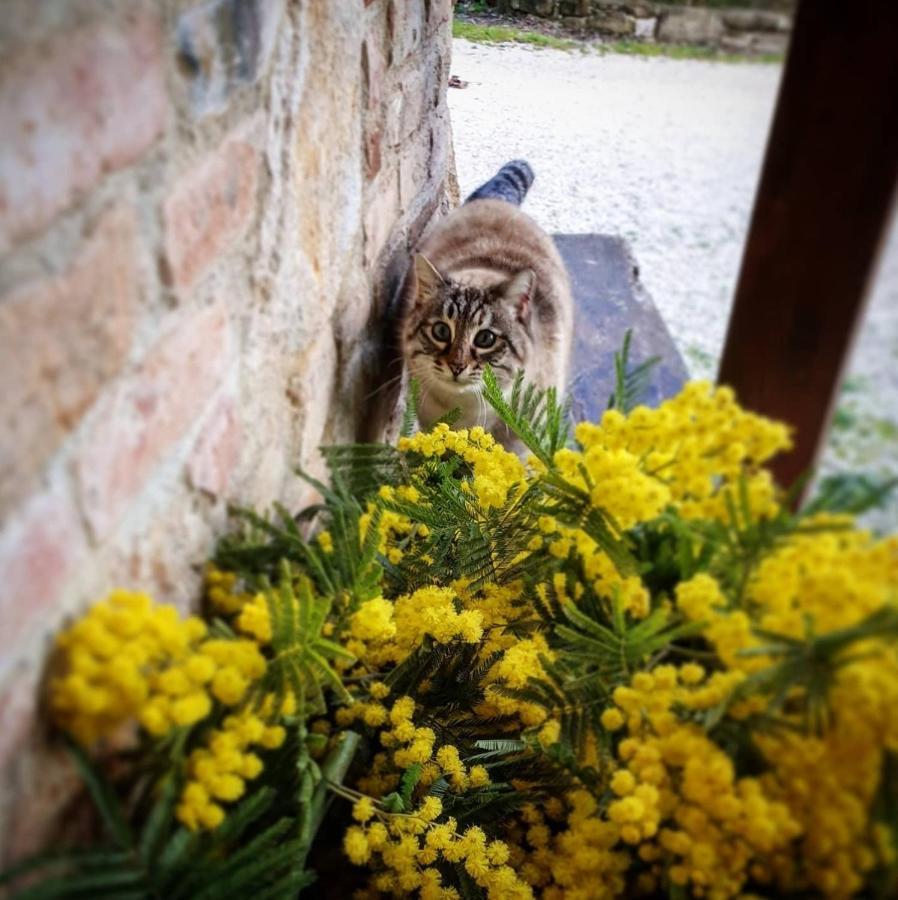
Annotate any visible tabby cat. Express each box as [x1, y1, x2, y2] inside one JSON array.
[[400, 160, 573, 448]]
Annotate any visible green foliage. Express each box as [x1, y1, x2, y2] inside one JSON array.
[[665, 476, 844, 605], [736, 607, 898, 734], [556, 595, 703, 679], [401, 378, 422, 439], [481, 367, 570, 467], [0, 742, 313, 900], [379, 462, 546, 593], [451, 20, 580, 52], [804, 472, 898, 517], [218, 472, 384, 612], [255, 561, 355, 716], [608, 329, 660, 414]]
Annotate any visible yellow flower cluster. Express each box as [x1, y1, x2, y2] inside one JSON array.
[[399, 423, 525, 510], [601, 665, 801, 898], [749, 524, 898, 637], [142, 638, 265, 735], [177, 702, 288, 830], [346, 808, 531, 899], [572, 381, 791, 523], [554, 445, 669, 532], [338, 696, 490, 795], [544, 524, 651, 618], [235, 592, 272, 643], [206, 565, 253, 614], [362, 488, 417, 563], [731, 526, 898, 895], [51, 590, 263, 745], [347, 587, 483, 667], [482, 635, 554, 727], [337, 694, 523, 896], [674, 573, 761, 671], [509, 794, 629, 899]]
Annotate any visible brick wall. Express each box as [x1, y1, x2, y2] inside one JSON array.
[[0, 0, 455, 859]]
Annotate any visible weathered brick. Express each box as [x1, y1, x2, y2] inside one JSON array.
[[0, 484, 87, 673], [0, 205, 138, 520], [2, 744, 82, 867], [364, 166, 400, 267], [76, 302, 233, 539], [399, 125, 432, 212], [425, 0, 454, 34], [392, 0, 426, 63], [187, 394, 242, 497], [398, 64, 429, 144], [163, 138, 259, 289], [362, 38, 387, 112], [287, 328, 337, 466], [0, 15, 167, 252], [0, 668, 38, 774], [177, 0, 286, 118], [365, 127, 383, 180]]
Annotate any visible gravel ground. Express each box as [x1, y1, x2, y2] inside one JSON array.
[[448, 38, 898, 528]]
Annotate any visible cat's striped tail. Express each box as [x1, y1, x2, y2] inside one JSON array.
[[464, 159, 534, 207]]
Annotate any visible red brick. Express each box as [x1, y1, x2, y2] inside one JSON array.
[[0, 15, 167, 252], [163, 138, 259, 289], [187, 394, 242, 497], [0, 205, 139, 519], [76, 302, 233, 539], [362, 39, 387, 112], [365, 127, 383, 180], [0, 484, 87, 670]]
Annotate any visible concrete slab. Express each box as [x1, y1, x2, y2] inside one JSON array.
[[553, 233, 689, 424]]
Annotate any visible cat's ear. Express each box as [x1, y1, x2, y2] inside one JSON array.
[[413, 254, 444, 304], [503, 269, 535, 324]]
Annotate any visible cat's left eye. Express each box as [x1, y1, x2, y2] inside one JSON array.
[[473, 329, 496, 349]]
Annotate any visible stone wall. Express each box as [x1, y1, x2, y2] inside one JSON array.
[[0, 0, 454, 860], [496, 1, 792, 53]]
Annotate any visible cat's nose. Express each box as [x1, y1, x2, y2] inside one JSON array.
[[449, 362, 465, 378]]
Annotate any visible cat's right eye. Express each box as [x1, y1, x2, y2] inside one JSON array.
[[431, 322, 451, 342]]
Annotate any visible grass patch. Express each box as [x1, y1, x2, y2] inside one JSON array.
[[452, 20, 580, 51], [598, 39, 783, 64], [452, 19, 783, 63]]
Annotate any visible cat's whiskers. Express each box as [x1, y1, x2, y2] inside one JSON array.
[[363, 372, 404, 402]]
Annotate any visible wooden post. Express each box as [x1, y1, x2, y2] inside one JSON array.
[[717, 0, 898, 491]]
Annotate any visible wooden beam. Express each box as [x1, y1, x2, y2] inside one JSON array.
[[717, 0, 898, 491]]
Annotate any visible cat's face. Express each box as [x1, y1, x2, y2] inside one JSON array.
[[404, 255, 533, 396]]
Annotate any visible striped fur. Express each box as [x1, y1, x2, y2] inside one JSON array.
[[464, 159, 535, 207]]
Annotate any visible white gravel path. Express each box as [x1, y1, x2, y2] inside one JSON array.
[[448, 38, 898, 528]]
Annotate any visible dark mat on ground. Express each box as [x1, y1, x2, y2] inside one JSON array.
[[553, 233, 689, 424]]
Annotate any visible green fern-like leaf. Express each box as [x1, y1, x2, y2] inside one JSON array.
[[256, 561, 354, 717], [1, 752, 314, 900], [607, 329, 660, 414], [401, 378, 422, 438], [804, 472, 898, 517], [481, 367, 570, 467]]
